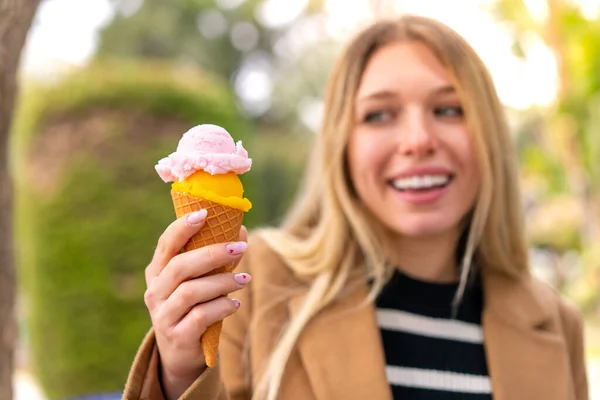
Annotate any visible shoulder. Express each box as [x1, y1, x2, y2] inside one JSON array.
[[243, 229, 284, 273], [232, 229, 310, 337], [525, 276, 585, 347], [484, 269, 584, 338], [530, 277, 589, 395], [236, 228, 308, 288], [529, 277, 583, 328], [243, 230, 278, 268]]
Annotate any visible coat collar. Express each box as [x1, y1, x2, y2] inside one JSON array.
[[287, 268, 573, 400], [288, 281, 392, 400]]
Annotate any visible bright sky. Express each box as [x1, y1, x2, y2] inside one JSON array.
[[21, 0, 114, 77], [20, 0, 565, 110]]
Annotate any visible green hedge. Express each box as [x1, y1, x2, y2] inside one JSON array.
[[241, 131, 311, 228], [11, 62, 253, 399]]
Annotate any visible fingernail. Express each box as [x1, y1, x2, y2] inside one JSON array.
[[187, 209, 207, 224], [226, 241, 247, 255], [234, 273, 252, 285], [232, 299, 241, 309]]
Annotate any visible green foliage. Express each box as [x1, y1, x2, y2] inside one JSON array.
[[241, 132, 311, 228], [23, 158, 168, 398], [12, 62, 252, 399], [95, 0, 331, 126], [492, 0, 600, 315], [97, 0, 276, 81], [12, 60, 240, 162], [520, 145, 567, 194], [529, 214, 582, 251]]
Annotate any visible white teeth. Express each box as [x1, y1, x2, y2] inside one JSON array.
[[391, 174, 450, 190]]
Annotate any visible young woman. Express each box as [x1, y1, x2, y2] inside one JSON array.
[[123, 15, 589, 400]]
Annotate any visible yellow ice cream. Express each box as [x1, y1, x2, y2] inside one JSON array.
[[172, 170, 252, 212]]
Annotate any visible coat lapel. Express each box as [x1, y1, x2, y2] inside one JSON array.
[[288, 282, 392, 400], [482, 270, 574, 400]]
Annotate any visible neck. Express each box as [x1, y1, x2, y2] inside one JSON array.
[[390, 229, 460, 283]]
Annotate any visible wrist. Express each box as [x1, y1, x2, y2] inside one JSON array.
[[160, 362, 207, 400]]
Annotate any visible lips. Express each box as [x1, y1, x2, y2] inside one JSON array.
[[390, 174, 452, 191], [387, 166, 454, 204], [389, 166, 454, 191]]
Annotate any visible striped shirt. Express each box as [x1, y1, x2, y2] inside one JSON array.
[[375, 269, 492, 399]]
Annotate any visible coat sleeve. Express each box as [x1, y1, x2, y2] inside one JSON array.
[[121, 329, 229, 400], [121, 236, 258, 400], [558, 299, 589, 400]]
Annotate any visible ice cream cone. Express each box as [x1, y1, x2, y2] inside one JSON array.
[[156, 124, 252, 368], [171, 190, 244, 367]]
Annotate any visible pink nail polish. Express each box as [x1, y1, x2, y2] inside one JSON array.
[[232, 299, 241, 309], [186, 209, 207, 224], [234, 273, 252, 285], [226, 241, 247, 255]]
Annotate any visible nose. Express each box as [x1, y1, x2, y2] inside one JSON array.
[[397, 108, 437, 157]]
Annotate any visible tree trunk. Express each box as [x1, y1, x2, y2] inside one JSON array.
[[0, 1, 39, 399]]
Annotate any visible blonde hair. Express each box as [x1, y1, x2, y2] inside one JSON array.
[[254, 15, 529, 399]]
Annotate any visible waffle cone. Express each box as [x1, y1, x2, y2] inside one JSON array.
[[170, 190, 244, 367]]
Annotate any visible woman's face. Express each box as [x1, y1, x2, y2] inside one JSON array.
[[347, 41, 480, 239]]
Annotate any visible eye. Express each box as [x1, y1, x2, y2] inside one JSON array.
[[434, 105, 464, 118], [363, 110, 393, 124]]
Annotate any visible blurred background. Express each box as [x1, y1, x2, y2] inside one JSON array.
[[4, 0, 599, 398]]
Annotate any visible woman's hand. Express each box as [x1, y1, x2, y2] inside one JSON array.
[[143, 210, 250, 399]]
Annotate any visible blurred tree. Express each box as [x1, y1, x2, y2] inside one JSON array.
[[490, 0, 600, 311], [0, 1, 40, 399], [97, 0, 260, 83], [96, 0, 331, 124]]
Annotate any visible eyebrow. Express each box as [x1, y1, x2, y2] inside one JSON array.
[[356, 85, 456, 103]]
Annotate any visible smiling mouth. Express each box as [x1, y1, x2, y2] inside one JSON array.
[[389, 174, 454, 192]]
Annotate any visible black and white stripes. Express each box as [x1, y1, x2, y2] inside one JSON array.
[[375, 270, 492, 399]]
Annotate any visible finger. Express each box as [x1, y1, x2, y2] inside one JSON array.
[[158, 272, 250, 327], [239, 225, 248, 243], [172, 297, 241, 342], [232, 225, 248, 271], [145, 209, 208, 286], [149, 240, 248, 302]]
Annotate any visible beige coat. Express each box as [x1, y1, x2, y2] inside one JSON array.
[[123, 235, 589, 400]]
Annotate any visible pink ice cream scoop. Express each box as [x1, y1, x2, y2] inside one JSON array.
[[155, 124, 252, 182]]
